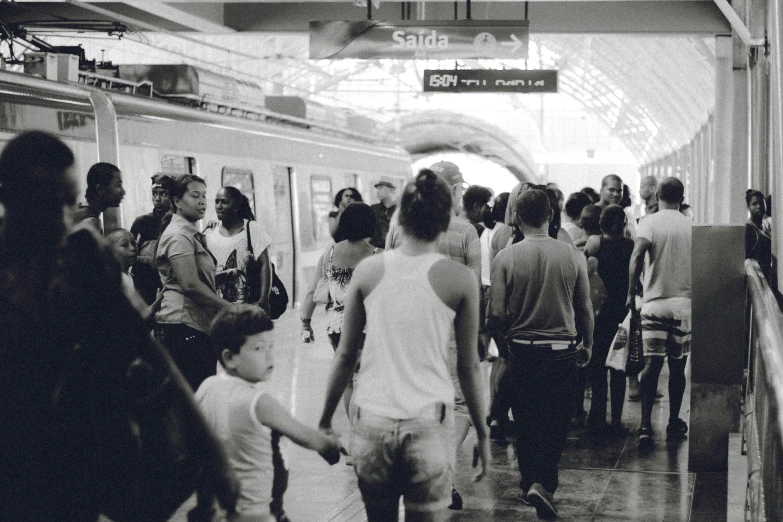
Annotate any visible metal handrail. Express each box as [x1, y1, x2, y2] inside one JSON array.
[[744, 259, 783, 521]]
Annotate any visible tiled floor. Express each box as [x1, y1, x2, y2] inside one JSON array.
[[171, 312, 741, 522]]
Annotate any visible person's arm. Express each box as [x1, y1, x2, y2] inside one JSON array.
[[169, 254, 229, 313], [488, 225, 501, 265], [256, 249, 272, 313], [464, 226, 482, 284], [487, 253, 509, 339], [249, 221, 273, 312], [215, 268, 239, 286], [254, 394, 341, 464], [328, 213, 340, 238], [583, 235, 600, 258], [144, 288, 164, 319], [319, 263, 367, 431], [627, 237, 651, 309], [300, 249, 328, 342], [624, 209, 637, 239], [573, 254, 594, 367], [453, 266, 490, 481]]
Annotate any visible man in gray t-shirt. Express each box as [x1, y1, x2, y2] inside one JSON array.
[[627, 177, 692, 450], [488, 189, 593, 519]]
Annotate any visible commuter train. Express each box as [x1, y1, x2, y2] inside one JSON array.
[[0, 64, 413, 308]]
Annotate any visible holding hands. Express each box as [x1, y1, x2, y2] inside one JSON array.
[[318, 424, 348, 465]]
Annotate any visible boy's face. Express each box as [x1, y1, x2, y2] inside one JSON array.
[[226, 331, 275, 383]]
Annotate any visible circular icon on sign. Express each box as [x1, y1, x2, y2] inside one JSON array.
[[473, 33, 497, 48]]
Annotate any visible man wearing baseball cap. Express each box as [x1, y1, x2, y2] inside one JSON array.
[[369, 177, 397, 249], [386, 160, 481, 511]]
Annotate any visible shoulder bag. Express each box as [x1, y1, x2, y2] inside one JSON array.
[[246, 220, 289, 319]]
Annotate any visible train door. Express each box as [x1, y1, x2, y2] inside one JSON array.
[[273, 166, 296, 308]]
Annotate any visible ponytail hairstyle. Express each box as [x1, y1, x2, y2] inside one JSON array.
[[85, 162, 120, 205], [399, 169, 452, 241], [544, 187, 562, 239], [221, 186, 255, 221], [159, 174, 206, 236]]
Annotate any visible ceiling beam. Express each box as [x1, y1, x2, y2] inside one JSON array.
[[123, 2, 234, 33]]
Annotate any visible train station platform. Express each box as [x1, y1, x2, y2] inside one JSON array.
[[169, 311, 747, 522]]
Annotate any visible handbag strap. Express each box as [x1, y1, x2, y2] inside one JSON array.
[[245, 220, 254, 258]]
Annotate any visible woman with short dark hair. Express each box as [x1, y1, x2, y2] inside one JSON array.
[[328, 187, 363, 241], [301, 202, 378, 416], [155, 174, 229, 390]]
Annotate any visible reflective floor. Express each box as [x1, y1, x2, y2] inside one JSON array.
[[171, 312, 745, 522]]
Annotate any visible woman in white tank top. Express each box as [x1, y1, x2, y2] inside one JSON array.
[[318, 170, 490, 522]]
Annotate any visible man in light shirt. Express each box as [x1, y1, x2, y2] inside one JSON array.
[[627, 177, 692, 450]]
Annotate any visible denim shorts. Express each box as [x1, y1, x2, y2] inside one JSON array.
[[349, 404, 455, 513]]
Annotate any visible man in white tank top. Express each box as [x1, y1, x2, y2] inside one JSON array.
[[489, 189, 594, 519]]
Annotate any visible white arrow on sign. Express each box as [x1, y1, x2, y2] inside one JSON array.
[[500, 34, 523, 54]]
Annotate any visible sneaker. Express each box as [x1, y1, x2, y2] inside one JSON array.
[[448, 487, 463, 510], [637, 427, 654, 450], [526, 483, 558, 519], [666, 418, 688, 441]]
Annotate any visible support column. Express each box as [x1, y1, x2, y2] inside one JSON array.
[[690, 225, 745, 472], [730, 37, 751, 222], [712, 35, 734, 224]]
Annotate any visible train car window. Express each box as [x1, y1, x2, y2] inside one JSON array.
[[160, 155, 197, 175], [310, 175, 333, 241], [222, 167, 256, 217]]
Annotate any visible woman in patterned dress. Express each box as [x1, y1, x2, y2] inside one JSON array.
[[301, 202, 379, 415]]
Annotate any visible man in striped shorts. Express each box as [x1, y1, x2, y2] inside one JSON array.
[[627, 177, 692, 450]]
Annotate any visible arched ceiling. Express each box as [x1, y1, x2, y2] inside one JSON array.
[[1, 1, 722, 178], [394, 110, 539, 181]]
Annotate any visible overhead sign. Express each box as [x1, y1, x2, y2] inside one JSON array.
[[423, 69, 558, 93], [309, 20, 529, 60]]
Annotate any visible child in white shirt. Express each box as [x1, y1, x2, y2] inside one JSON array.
[[197, 305, 341, 521]]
